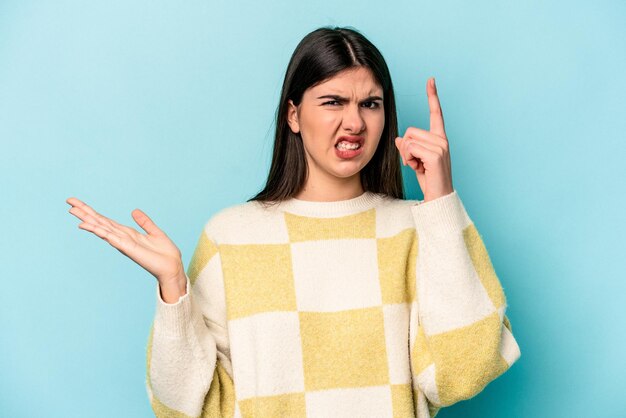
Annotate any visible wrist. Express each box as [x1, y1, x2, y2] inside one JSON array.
[[159, 273, 188, 304]]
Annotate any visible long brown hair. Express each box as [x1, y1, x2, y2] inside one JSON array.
[[247, 26, 404, 206]]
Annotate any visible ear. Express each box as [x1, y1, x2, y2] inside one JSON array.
[[286, 99, 300, 134]]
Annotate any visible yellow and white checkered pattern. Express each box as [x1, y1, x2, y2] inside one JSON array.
[[146, 190, 521, 418]]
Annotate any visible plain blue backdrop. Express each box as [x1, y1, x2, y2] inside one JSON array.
[[1, 0, 624, 417]]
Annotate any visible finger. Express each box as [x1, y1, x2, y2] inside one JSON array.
[[427, 77, 446, 139], [132, 208, 163, 236], [394, 137, 406, 165], [68, 197, 137, 236], [403, 132, 445, 157], [397, 138, 427, 174], [403, 137, 439, 155], [405, 140, 438, 165], [78, 221, 123, 247], [78, 220, 144, 260], [67, 197, 104, 221], [408, 158, 424, 173], [406, 146, 426, 174], [67, 197, 117, 230], [405, 126, 448, 150], [405, 154, 419, 171], [397, 136, 416, 167], [69, 206, 114, 234]]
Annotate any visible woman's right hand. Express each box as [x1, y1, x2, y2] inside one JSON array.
[[66, 197, 187, 302]]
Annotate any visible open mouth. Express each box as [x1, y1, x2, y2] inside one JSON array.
[[334, 136, 364, 150], [335, 141, 362, 150]]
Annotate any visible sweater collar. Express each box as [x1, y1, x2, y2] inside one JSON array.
[[274, 191, 385, 217]]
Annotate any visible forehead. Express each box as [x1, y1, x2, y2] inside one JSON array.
[[308, 67, 383, 96]]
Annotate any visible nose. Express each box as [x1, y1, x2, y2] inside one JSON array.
[[341, 103, 365, 134]]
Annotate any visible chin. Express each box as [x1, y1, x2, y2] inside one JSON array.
[[330, 165, 363, 178]]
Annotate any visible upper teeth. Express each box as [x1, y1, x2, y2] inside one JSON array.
[[336, 141, 361, 150]]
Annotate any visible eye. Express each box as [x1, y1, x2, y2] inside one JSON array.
[[322, 100, 341, 106], [361, 101, 381, 109]]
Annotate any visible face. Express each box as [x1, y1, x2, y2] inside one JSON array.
[[287, 66, 385, 186]]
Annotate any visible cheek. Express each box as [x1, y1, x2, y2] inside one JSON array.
[[367, 113, 385, 135], [376, 111, 385, 131], [320, 113, 341, 131], [301, 111, 339, 138], [367, 114, 385, 151]]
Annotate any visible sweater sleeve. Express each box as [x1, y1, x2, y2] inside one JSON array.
[[407, 189, 521, 408], [145, 224, 235, 417]]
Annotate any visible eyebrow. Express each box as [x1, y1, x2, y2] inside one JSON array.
[[316, 94, 383, 102]]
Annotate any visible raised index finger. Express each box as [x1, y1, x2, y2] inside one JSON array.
[[427, 77, 446, 139]]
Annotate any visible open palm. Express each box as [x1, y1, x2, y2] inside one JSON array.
[[66, 197, 184, 286]]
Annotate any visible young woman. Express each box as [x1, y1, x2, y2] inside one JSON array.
[[67, 26, 520, 418]]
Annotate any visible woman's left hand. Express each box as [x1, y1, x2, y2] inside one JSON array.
[[394, 77, 454, 203]]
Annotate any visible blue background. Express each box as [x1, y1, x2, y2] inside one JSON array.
[[1, 0, 624, 416]]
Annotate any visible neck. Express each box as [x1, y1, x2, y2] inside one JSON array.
[[276, 190, 383, 217], [294, 172, 363, 202]]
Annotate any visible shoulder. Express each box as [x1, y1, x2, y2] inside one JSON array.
[[377, 193, 421, 209], [199, 194, 424, 243], [201, 200, 286, 244], [373, 194, 422, 237]]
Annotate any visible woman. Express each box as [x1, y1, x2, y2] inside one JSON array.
[[67, 26, 520, 418]]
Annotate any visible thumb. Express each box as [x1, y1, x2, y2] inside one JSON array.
[[132, 209, 163, 236]]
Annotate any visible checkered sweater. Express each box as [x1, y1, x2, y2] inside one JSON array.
[[145, 189, 521, 418]]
